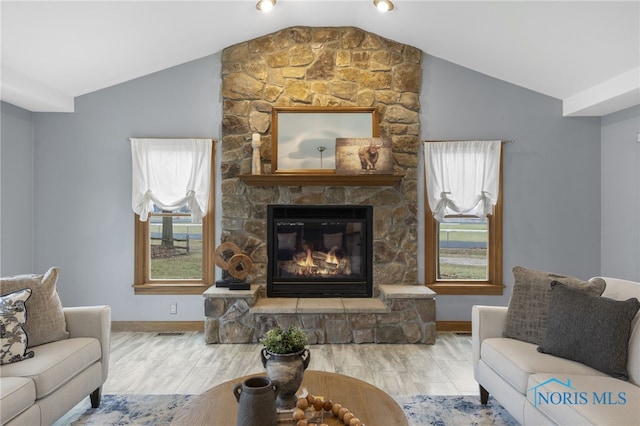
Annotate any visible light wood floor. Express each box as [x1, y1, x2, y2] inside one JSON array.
[[102, 331, 479, 398]]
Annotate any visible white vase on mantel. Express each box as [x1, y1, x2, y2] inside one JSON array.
[[252, 133, 262, 175]]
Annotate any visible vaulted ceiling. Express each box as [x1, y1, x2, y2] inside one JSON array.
[[2, 0, 638, 116]]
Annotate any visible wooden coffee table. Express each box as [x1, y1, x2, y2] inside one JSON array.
[[172, 370, 408, 425]]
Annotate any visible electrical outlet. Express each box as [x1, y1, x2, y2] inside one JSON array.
[[170, 303, 177, 315]]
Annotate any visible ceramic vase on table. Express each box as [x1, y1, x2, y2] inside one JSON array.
[[233, 376, 279, 426], [261, 348, 311, 410]]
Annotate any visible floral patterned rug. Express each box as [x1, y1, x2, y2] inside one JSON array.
[[55, 394, 518, 426]]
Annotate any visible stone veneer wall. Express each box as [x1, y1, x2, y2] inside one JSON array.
[[220, 26, 422, 288], [203, 285, 436, 344]]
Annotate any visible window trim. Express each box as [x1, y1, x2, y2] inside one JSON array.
[[133, 144, 215, 295], [424, 148, 504, 295]]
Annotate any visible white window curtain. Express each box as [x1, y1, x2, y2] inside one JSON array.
[[423, 140, 501, 221], [130, 138, 212, 222]]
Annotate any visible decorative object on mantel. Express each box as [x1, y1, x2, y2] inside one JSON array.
[[335, 131, 392, 175], [214, 242, 252, 290], [271, 106, 379, 174], [260, 326, 310, 410], [251, 133, 262, 175]]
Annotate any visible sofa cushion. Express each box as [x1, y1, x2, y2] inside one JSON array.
[[600, 277, 640, 387], [0, 337, 101, 399], [538, 281, 640, 380], [0, 267, 69, 347], [527, 373, 640, 426], [481, 337, 607, 394], [0, 288, 35, 365], [0, 377, 36, 424], [503, 266, 606, 345]]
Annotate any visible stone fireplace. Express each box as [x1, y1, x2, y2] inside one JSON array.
[[267, 204, 373, 298], [220, 26, 422, 289], [203, 26, 436, 345]]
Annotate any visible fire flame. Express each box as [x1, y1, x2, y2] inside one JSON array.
[[300, 249, 314, 267], [295, 249, 315, 275], [294, 248, 340, 276], [325, 252, 338, 264]]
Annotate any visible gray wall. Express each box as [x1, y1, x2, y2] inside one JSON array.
[[1, 102, 35, 275], [30, 54, 221, 320], [4, 51, 607, 322], [420, 55, 602, 320], [601, 106, 640, 281]]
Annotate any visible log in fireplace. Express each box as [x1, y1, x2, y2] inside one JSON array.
[[267, 205, 373, 298]]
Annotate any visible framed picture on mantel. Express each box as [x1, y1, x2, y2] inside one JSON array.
[[271, 106, 379, 174], [335, 137, 393, 175]]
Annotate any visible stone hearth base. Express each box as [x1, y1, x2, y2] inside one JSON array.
[[203, 285, 436, 344]]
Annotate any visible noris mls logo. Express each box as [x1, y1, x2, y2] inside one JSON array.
[[529, 378, 627, 407]]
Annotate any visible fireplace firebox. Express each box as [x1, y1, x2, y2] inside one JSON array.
[[267, 205, 373, 298]]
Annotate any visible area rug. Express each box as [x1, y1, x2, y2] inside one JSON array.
[[396, 395, 518, 425], [56, 394, 518, 425]]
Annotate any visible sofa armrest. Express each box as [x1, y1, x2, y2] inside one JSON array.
[[471, 305, 507, 369], [64, 305, 111, 383]]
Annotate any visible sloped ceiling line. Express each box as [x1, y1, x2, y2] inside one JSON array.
[[1, 1, 638, 116]]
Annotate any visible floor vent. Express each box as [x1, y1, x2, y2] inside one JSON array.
[[156, 332, 185, 337], [455, 332, 471, 336]]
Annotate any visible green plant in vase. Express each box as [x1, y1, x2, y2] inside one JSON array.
[[260, 326, 311, 410], [260, 326, 308, 354]]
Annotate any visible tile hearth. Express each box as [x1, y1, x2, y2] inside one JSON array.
[[203, 285, 436, 345]]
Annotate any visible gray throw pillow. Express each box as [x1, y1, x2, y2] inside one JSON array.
[[503, 266, 606, 345], [538, 281, 640, 380], [0, 267, 69, 347]]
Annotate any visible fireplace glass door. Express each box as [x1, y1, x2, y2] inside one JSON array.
[[267, 205, 373, 297]]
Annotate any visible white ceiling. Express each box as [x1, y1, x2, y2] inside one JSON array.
[[2, 0, 639, 116]]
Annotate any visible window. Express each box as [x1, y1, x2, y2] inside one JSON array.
[[423, 141, 504, 295], [437, 214, 488, 280], [131, 138, 215, 295], [133, 206, 214, 295]]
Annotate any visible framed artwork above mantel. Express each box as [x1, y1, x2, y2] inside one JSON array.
[[271, 106, 380, 174]]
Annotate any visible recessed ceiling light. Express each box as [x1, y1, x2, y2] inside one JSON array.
[[373, 0, 394, 13], [256, 0, 276, 12]]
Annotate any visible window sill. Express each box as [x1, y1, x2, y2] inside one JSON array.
[[426, 282, 505, 295], [133, 283, 211, 295]]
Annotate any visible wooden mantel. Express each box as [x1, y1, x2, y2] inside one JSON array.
[[238, 173, 403, 187]]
